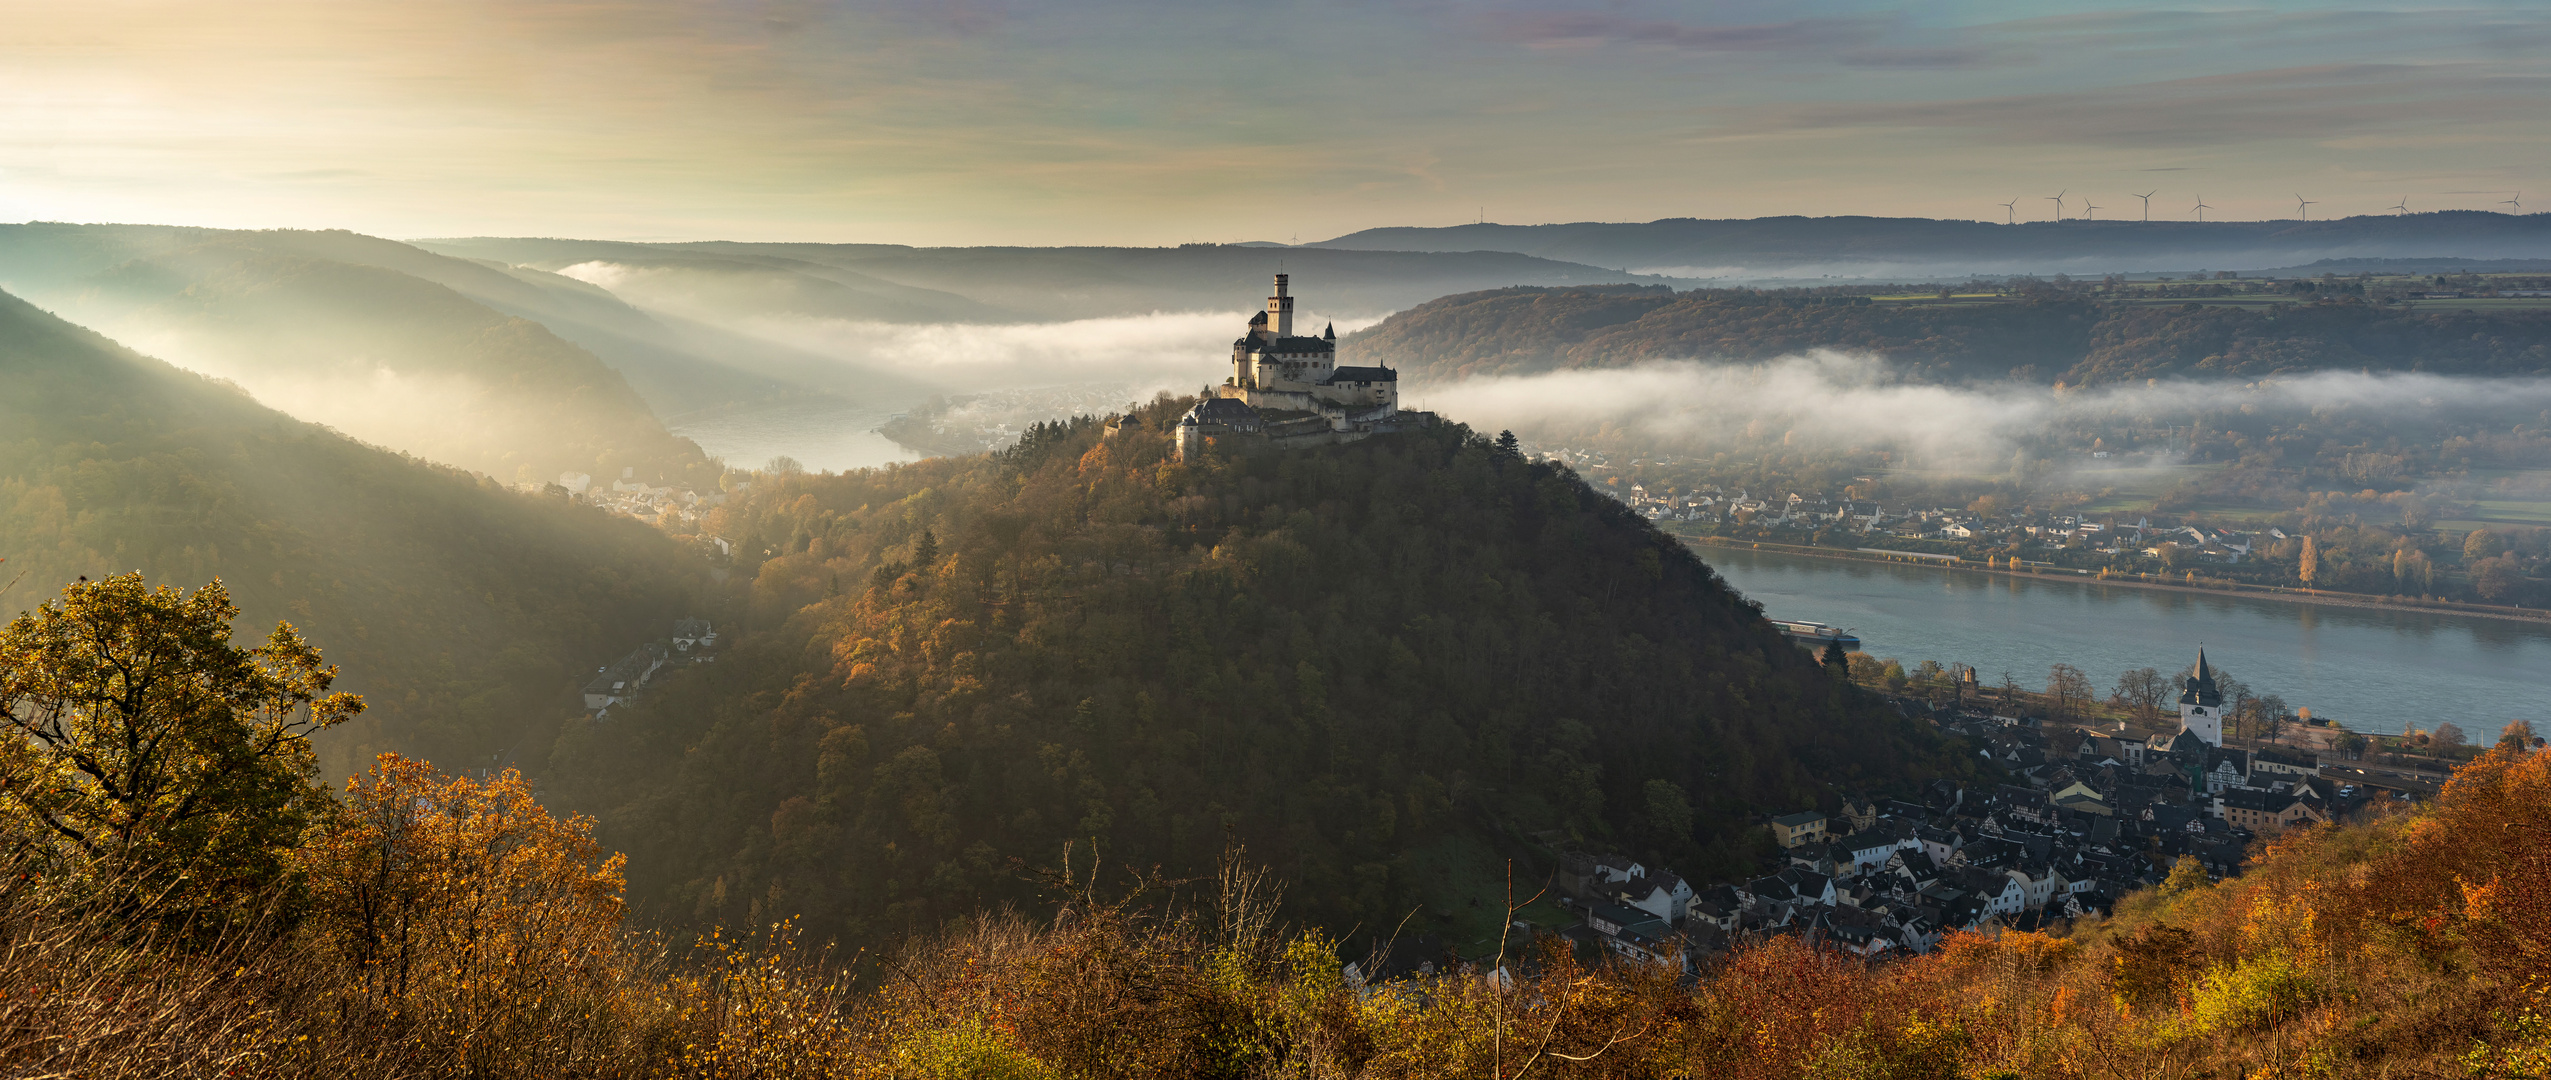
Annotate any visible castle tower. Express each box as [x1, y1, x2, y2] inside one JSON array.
[[2177, 649, 2224, 747], [1267, 274, 1294, 337]]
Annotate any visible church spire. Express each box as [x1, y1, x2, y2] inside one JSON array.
[[1323, 321, 1335, 340]]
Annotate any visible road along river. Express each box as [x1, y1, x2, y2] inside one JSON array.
[[1699, 545, 2550, 738]]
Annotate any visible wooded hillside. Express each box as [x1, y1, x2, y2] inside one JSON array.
[[0, 224, 717, 484], [1344, 287, 2551, 386], [0, 288, 706, 778], [544, 398, 1977, 952]]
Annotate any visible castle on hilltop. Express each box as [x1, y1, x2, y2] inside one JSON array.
[[1171, 275, 1430, 460]]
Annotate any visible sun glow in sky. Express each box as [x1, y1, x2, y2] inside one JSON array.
[[3, 1, 2544, 244]]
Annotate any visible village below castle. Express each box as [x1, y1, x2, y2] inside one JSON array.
[[1359, 651, 2515, 986]]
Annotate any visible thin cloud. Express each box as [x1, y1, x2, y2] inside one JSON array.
[[1838, 46, 2007, 70], [1708, 64, 2550, 151], [1482, 12, 1885, 53]]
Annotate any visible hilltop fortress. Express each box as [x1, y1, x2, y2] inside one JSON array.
[[1168, 275, 1431, 459]]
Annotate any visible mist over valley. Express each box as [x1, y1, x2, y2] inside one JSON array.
[[13, 0, 2551, 1069]]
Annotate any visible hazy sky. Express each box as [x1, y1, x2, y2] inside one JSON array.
[[4, 1, 2543, 245]]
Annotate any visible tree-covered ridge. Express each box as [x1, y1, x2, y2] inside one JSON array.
[[546, 397, 1976, 951], [0, 224, 712, 485], [1345, 286, 2551, 385], [1318, 210, 2551, 271], [2, 568, 2543, 1078], [0, 287, 705, 778]]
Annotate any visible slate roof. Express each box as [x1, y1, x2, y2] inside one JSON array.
[[1188, 397, 1263, 425], [1323, 365, 1397, 383], [2180, 649, 2223, 707]]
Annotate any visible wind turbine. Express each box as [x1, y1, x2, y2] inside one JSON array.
[[1997, 197, 2019, 224], [2083, 201, 2103, 220], [2294, 194, 2317, 221], [2503, 191, 2524, 212], [2389, 196, 2409, 215], [2045, 189, 2067, 222], [2134, 190, 2157, 221], [2192, 195, 2213, 222]]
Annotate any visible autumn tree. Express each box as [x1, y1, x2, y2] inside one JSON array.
[[2465, 528, 2505, 561], [2046, 663, 2094, 720], [0, 574, 360, 920], [2298, 535, 2319, 587], [2474, 554, 2519, 601], [2253, 694, 2290, 745], [2113, 667, 2167, 724], [300, 753, 627, 1070], [2502, 720, 2541, 754]]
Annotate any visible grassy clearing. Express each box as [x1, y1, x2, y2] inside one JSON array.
[[2466, 499, 2551, 525]]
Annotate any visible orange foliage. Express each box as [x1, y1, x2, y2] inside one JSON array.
[[299, 753, 629, 1072]]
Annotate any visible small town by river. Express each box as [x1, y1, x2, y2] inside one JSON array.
[[1702, 546, 2550, 738]]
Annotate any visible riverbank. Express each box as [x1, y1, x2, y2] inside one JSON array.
[[1677, 533, 2551, 627]]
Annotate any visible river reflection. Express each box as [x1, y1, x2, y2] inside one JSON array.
[[670, 396, 924, 474], [1699, 546, 2549, 737]]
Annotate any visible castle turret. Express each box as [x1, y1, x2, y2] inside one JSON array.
[[1267, 274, 1294, 338]]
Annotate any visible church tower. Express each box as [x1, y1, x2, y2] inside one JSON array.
[[2177, 649, 2224, 747]]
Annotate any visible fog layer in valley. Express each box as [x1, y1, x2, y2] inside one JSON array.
[[1424, 352, 2551, 475], [559, 258, 1378, 392], [555, 252, 1389, 469]]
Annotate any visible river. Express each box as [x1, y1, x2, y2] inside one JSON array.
[[1700, 546, 2550, 738], [670, 397, 922, 474]]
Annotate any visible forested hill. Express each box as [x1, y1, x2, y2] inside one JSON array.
[[0, 287, 707, 779], [0, 224, 718, 485], [1319, 211, 2551, 276], [1342, 286, 2551, 385], [415, 237, 1665, 320], [543, 398, 1979, 950]]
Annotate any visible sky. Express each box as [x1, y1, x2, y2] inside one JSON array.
[[3, 1, 2544, 245]]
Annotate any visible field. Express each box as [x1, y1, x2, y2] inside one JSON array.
[[2466, 499, 2551, 525]]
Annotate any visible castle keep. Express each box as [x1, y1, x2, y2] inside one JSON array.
[[1174, 275, 1429, 459]]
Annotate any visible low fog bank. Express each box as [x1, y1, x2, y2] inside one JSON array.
[[558, 257, 1383, 402], [1424, 353, 2551, 475], [691, 310, 1380, 395], [577, 265, 1386, 464]]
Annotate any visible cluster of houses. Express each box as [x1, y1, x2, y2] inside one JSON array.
[[1525, 653, 2359, 974], [582, 618, 718, 715], [543, 468, 724, 528], [1577, 475, 2278, 567], [1545, 774, 2165, 975]]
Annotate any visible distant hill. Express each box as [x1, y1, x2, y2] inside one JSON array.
[[1318, 212, 2551, 280], [542, 399, 1979, 950], [413, 238, 1670, 320], [0, 224, 735, 484], [0, 287, 707, 779], [1343, 286, 2551, 385]]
